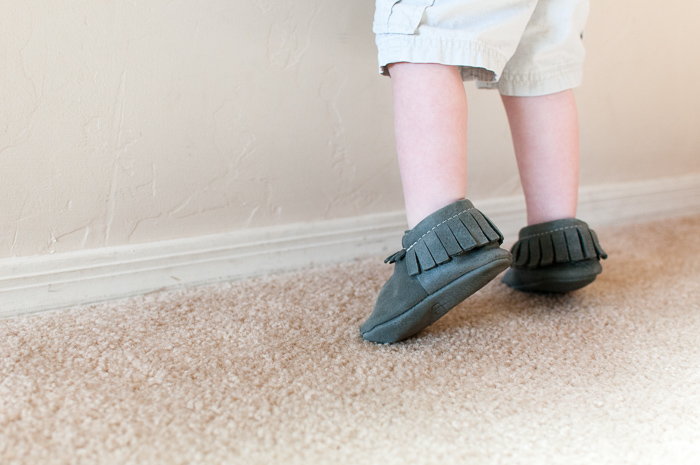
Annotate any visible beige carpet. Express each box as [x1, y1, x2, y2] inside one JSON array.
[[2, 216, 700, 464]]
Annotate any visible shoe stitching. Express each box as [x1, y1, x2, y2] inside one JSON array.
[[405, 207, 474, 253], [518, 225, 581, 242]]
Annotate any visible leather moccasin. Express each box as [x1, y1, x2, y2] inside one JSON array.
[[361, 199, 512, 343], [502, 218, 607, 293]]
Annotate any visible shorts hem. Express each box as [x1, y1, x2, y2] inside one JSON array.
[[376, 33, 510, 82], [476, 63, 585, 96]]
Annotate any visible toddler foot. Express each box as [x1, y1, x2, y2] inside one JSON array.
[[502, 218, 607, 293], [361, 199, 512, 343]]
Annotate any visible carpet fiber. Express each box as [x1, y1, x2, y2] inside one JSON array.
[[2, 216, 700, 464]]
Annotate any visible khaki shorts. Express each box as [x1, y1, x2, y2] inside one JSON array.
[[374, 0, 590, 96]]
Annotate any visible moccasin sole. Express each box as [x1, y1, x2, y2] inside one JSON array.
[[362, 254, 511, 343]]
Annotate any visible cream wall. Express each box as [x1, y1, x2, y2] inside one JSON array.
[[2, 0, 700, 260]]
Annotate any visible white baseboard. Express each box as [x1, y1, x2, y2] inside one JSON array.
[[3, 173, 700, 318]]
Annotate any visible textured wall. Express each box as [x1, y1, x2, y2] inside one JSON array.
[[2, 0, 700, 259]]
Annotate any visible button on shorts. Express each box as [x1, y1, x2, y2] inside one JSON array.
[[374, 0, 590, 96]]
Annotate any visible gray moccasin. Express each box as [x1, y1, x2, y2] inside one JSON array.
[[502, 218, 608, 293], [361, 199, 512, 343]]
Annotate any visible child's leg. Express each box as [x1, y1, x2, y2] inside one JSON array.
[[388, 62, 468, 229], [500, 89, 579, 225], [361, 62, 512, 343], [500, 89, 608, 293]]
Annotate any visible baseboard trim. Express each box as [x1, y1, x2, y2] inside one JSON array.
[[3, 173, 700, 318]]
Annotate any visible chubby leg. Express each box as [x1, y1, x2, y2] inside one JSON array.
[[388, 62, 468, 229], [500, 90, 608, 293], [361, 63, 512, 343], [501, 89, 579, 225]]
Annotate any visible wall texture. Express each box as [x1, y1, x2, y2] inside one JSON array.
[[2, 0, 700, 260]]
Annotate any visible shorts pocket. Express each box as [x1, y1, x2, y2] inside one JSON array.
[[373, 0, 435, 35]]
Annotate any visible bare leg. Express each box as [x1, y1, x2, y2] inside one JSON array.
[[362, 63, 514, 343], [388, 63, 468, 229], [501, 90, 579, 225]]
